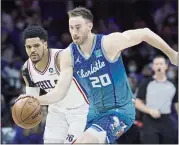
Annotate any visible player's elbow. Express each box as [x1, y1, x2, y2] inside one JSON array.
[[141, 28, 154, 41]]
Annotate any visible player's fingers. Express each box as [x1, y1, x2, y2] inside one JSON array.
[[15, 95, 25, 102], [15, 94, 34, 102]]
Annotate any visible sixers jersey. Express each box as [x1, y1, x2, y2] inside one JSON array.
[[28, 49, 87, 108], [71, 34, 134, 112]]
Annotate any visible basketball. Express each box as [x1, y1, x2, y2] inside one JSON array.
[[12, 96, 43, 129]]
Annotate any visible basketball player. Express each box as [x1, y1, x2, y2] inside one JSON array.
[[21, 26, 89, 143], [20, 7, 178, 143]]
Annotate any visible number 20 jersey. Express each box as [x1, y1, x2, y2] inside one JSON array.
[[71, 34, 134, 112]]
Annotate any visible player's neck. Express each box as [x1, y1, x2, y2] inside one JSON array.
[[80, 33, 95, 56], [35, 49, 49, 72], [154, 74, 167, 82]]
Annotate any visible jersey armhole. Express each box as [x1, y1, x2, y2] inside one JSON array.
[[22, 60, 35, 87], [101, 35, 121, 63], [70, 44, 74, 68]]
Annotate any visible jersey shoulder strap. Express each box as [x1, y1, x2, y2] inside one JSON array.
[[21, 61, 35, 87]]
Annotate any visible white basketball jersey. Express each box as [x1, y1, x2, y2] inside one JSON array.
[[28, 49, 88, 108]]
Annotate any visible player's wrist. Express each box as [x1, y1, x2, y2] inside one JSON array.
[[146, 108, 152, 115]]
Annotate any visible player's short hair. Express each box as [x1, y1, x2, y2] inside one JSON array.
[[23, 25, 48, 42], [68, 7, 93, 22], [153, 55, 168, 64]]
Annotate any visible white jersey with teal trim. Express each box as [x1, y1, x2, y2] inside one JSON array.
[[28, 49, 88, 108]]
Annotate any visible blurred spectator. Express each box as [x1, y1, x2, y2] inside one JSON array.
[[97, 19, 108, 34], [1, 127, 16, 144], [3, 63, 21, 90], [1, 44, 14, 64], [2, 28, 10, 46], [107, 18, 120, 33], [31, 0, 41, 12], [127, 60, 138, 74], [1, 94, 6, 112], [85, 0, 93, 8], [128, 73, 138, 93], [31, 12, 42, 25], [133, 17, 146, 29], [167, 65, 178, 84], [141, 64, 153, 79], [2, 11, 14, 32], [60, 32, 72, 48], [153, 0, 176, 32], [66, 0, 74, 11], [16, 16, 26, 31], [164, 13, 178, 36], [160, 24, 175, 46]]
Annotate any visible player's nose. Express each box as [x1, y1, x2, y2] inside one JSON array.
[[31, 47, 36, 52]]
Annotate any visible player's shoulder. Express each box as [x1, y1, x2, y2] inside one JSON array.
[[49, 48, 63, 53], [21, 60, 30, 76], [59, 45, 73, 66], [22, 60, 28, 71], [101, 32, 122, 49], [50, 46, 71, 57], [59, 44, 72, 55], [103, 32, 122, 39]]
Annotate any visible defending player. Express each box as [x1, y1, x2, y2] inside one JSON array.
[[21, 26, 89, 143], [21, 7, 178, 143]]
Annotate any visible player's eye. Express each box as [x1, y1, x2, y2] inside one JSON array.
[[34, 44, 40, 48], [26, 46, 31, 49]]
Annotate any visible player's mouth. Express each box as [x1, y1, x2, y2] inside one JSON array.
[[31, 53, 37, 57], [30, 53, 38, 59], [73, 36, 80, 40]]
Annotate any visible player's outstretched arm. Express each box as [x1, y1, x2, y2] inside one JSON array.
[[104, 28, 178, 65], [38, 48, 73, 105], [22, 61, 40, 96]]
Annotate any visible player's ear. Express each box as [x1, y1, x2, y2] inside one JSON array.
[[88, 22, 93, 30], [44, 41, 48, 49]]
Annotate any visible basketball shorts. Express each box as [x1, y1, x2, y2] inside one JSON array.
[[43, 103, 89, 143], [85, 103, 135, 143]]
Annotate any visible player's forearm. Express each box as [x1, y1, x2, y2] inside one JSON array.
[[135, 98, 150, 114], [143, 28, 175, 58], [38, 68, 73, 105], [38, 87, 64, 105], [26, 86, 40, 96]]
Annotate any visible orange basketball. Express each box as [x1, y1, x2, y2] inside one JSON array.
[[12, 96, 43, 129]]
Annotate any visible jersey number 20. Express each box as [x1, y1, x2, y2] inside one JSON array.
[[89, 74, 112, 88]]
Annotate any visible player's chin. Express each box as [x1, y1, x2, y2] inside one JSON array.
[[73, 39, 81, 45], [31, 58, 40, 63]]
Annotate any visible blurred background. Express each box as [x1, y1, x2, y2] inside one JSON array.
[[1, 0, 178, 144]]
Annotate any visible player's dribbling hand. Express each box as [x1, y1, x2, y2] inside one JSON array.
[[148, 108, 161, 119], [15, 94, 37, 102]]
